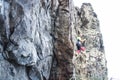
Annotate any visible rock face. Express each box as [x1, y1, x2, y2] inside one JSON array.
[[72, 3, 107, 80], [0, 0, 107, 80], [1, 0, 53, 80]]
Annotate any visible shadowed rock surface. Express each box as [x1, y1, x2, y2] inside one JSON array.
[[0, 0, 107, 80]]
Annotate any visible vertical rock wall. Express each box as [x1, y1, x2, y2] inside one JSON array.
[[0, 0, 53, 80], [0, 0, 107, 80], [50, 0, 74, 79]]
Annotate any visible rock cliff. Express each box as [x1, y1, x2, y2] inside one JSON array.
[[0, 0, 107, 80]]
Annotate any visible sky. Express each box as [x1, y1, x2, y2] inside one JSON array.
[[73, 0, 120, 80]]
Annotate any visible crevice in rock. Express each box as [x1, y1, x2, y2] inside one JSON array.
[[7, 58, 21, 67], [61, 8, 69, 13], [26, 66, 32, 80], [9, 1, 24, 37]]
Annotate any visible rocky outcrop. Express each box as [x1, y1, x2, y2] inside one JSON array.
[[0, 0, 53, 80], [50, 0, 74, 80], [0, 0, 107, 80], [72, 3, 107, 80]]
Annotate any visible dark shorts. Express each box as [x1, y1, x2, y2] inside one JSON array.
[[77, 45, 81, 50]]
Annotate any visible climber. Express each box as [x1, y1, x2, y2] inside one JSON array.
[[76, 36, 86, 54]]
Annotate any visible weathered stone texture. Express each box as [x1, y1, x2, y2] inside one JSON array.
[[0, 0, 107, 80]]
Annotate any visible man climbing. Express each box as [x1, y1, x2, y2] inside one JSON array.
[[76, 36, 86, 54]]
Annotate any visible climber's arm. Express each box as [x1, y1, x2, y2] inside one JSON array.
[[81, 39, 86, 42]]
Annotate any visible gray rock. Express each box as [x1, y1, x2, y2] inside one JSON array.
[[72, 3, 107, 80], [29, 56, 53, 80], [0, 53, 28, 80], [7, 39, 38, 66], [1, 0, 53, 80], [0, 0, 107, 80]]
